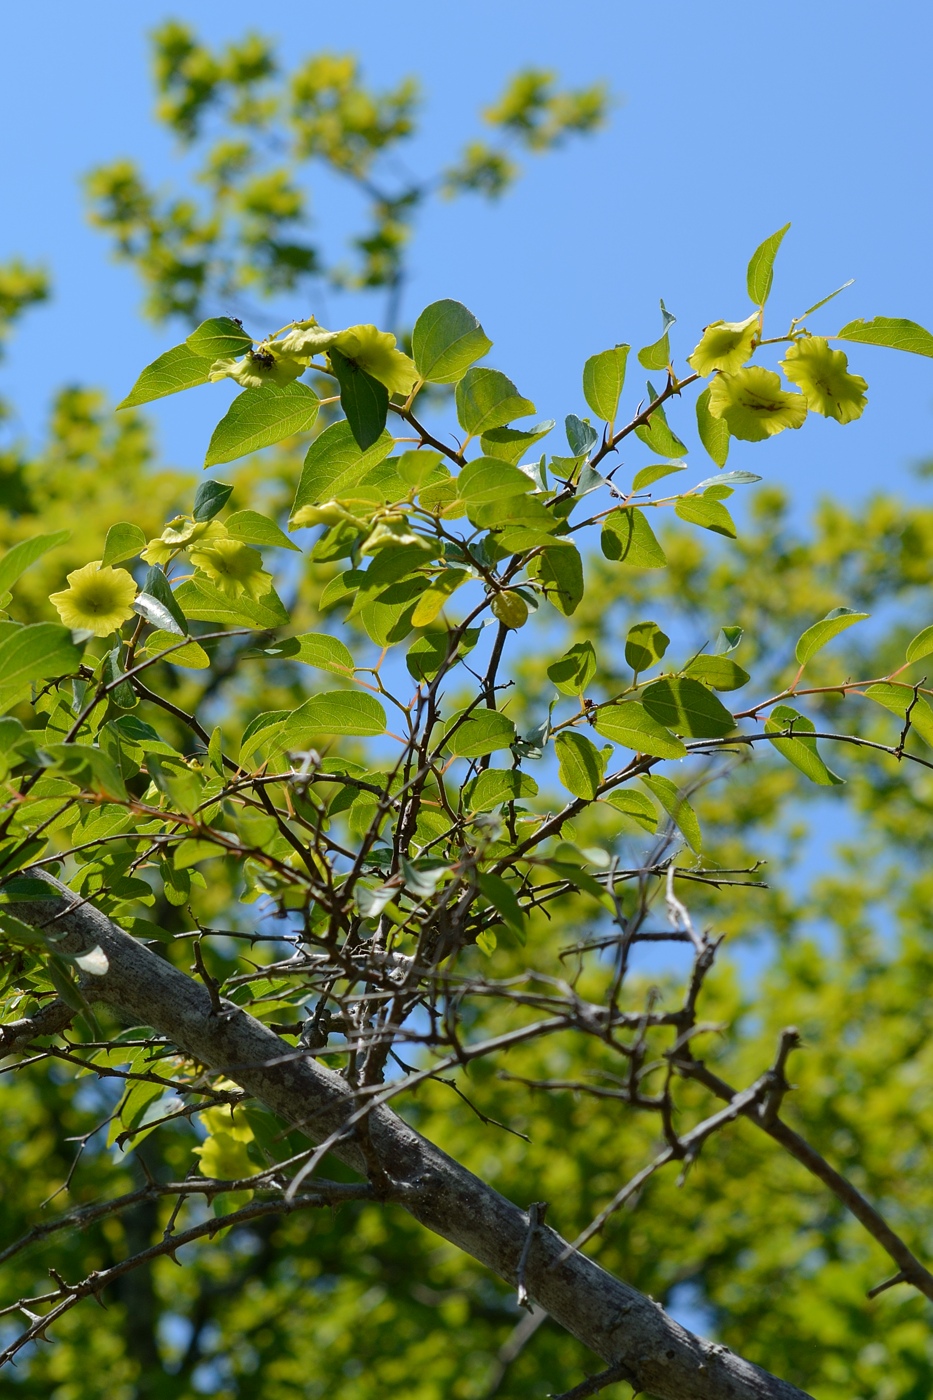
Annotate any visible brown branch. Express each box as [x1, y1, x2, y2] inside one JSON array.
[[674, 1043, 933, 1304]]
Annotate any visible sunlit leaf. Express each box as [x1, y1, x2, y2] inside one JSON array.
[[765, 704, 844, 785], [795, 608, 869, 664]]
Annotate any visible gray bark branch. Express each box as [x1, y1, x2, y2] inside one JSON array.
[[7, 876, 813, 1400]]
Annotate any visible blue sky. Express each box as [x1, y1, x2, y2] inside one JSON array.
[[3, 0, 933, 516]]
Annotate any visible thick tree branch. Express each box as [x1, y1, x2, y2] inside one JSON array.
[[5, 874, 813, 1400]]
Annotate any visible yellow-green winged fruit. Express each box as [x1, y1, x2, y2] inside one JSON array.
[[331, 324, 418, 397], [780, 336, 868, 424], [688, 312, 759, 376], [708, 365, 807, 441], [491, 590, 529, 629]]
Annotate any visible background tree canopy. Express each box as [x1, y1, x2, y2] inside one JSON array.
[[3, 16, 933, 1400]]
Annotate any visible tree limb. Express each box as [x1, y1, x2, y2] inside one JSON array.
[[6, 874, 814, 1400]]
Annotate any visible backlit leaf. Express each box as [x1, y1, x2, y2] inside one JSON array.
[[283, 691, 388, 740], [224, 510, 300, 552], [906, 625, 933, 664], [747, 223, 790, 307], [412, 299, 492, 383], [862, 683, 933, 748], [444, 708, 516, 758], [695, 386, 730, 467], [101, 523, 146, 568], [205, 382, 320, 467], [837, 316, 933, 358], [675, 494, 737, 538], [547, 641, 597, 696], [625, 620, 669, 674], [456, 368, 535, 435], [593, 700, 686, 759], [463, 769, 538, 811], [583, 345, 629, 422], [601, 508, 666, 567], [0, 623, 83, 714], [291, 421, 395, 519], [186, 316, 252, 360], [765, 703, 844, 785], [555, 730, 607, 800], [640, 773, 702, 852], [641, 677, 735, 738], [174, 578, 289, 629], [795, 608, 869, 664], [117, 343, 213, 410]]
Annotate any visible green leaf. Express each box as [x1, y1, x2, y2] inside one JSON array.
[[108, 1078, 168, 1147], [174, 578, 290, 629], [193, 479, 234, 522], [411, 299, 492, 384], [224, 510, 300, 552], [144, 630, 210, 669], [683, 655, 750, 691], [456, 368, 535, 435], [476, 871, 526, 940], [457, 457, 534, 505], [837, 316, 933, 358], [0, 530, 70, 594], [101, 645, 137, 709], [641, 677, 735, 738], [696, 386, 730, 467], [282, 691, 387, 741], [529, 545, 584, 616], [795, 607, 869, 665], [675, 494, 737, 539], [582, 345, 630, 422], [747, 222, 791, 307], [480, 421, 555, 465], [906, 626, 933, 664], [0, 623, 83, 714], [410, 569, 470, 628], [548, 642, 598, 697], [603, 787, 658, 834], [463, 768, 538, 812], [117, 343, 213, 410], [862, 683, 933, 748], [637, 301, 675, 371], [444, 708, 516, 758], [765, 704, 844, 785], [186, 316, 252, 360], [205, 382, 320, 467], [291, 421, 395, 518], [640, 773, 702, 853], [174, 837, 224, 869], [250, 632, 354, 676], [141, 564, 187, 635], [625, 620, 670, 674], [601, 508, 666, 567], [406, 627, 480, 683], [330, 347, 389, 450], [593, 701, 687, 759], [635, 401, 688, 458], [100, 523, 145, 568], [632, 463, 687, 492], [555, 730, 607, 800]]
